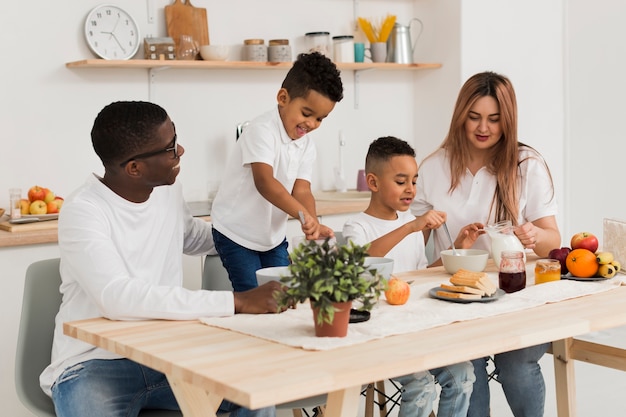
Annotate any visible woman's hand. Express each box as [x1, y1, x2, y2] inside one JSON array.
[[514, 222, 537, 249], [514, 217, 561, 257], [455, 222, 485, 249]]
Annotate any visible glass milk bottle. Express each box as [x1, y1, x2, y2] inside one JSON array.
[[485, 220, 525, 267]]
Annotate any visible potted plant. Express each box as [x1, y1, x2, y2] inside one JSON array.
[[276, 238, 386, 337]]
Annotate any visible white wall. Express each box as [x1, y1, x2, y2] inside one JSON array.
[[566, 0, 626, 239], [3, 0, 625, 415], [461, 0, 567, 241]]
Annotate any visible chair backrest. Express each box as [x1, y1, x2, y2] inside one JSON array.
[[15, 258, 183, 417], [15, 258, 61, 417], [203, 255, 234, 291]]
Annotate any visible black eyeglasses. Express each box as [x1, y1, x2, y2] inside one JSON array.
[[119, 134, 178, 167]]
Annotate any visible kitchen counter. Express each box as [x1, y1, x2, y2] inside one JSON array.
[[0, 200, 368, 248]]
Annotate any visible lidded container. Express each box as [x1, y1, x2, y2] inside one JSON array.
[[268, 39, 292, 62], [242, 39, 267, 62], [498, 250, 526, 293], [332, 35, 355, 63], [305, 32, 331, 57]]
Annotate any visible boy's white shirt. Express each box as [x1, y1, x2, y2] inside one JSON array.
[[211, 106, 316, 251], [343, 210, 429, 273]]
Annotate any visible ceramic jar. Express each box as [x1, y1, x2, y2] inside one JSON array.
[[242, 39, 267, 62], [268, 39, 291, 62]]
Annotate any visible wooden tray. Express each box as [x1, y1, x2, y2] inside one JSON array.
[[0, 219, 58, 232]]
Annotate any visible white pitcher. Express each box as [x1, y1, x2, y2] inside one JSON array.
[[485, 220, 525, 267]]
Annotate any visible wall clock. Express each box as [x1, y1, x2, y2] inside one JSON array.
[[84, 5, 140, 60]]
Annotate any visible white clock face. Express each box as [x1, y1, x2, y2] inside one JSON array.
[[84, 5, 140, 60]]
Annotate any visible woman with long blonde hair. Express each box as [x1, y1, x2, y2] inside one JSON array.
[[412, 71, 560, 417]]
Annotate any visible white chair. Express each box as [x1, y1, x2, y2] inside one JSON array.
[[203, 254, 328, 417], [15, 258, 183, 417]]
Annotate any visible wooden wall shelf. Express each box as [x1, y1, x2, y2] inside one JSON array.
[[66, 59, 442, 71]]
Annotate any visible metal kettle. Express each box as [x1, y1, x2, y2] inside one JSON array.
[[386, 19, 424, 64]]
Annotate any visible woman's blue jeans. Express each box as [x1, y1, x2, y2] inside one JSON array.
[[51, 359, 275, 417], [212, 227, 290, 291], [467, 343, 549, 417]]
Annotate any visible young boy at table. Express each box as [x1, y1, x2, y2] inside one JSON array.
[[211, 52, 344, 291], [40, 101, 284, 417], [342, 136, 479, 417]]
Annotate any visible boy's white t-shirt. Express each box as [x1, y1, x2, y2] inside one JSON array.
[[211, 107, 316, 251], [343, 210, 429, 273]]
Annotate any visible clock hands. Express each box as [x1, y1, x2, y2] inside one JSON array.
[[99, 15, 126, 54]]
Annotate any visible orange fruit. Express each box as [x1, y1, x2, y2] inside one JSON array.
[[566, 248, 599, 278]]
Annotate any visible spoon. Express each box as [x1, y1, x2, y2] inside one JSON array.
[[442, 223, 459, 256]]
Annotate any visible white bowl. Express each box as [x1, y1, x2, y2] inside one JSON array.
[[255, 266, 290, 286], [440, 249, 489, 274], [364, 257, 394, 279], [200, 45, 229, 61]]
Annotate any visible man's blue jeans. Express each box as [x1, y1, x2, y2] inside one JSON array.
[[51, 359, 275, 417], [212, 227, 290, 291], [467, 343, 549, 417]]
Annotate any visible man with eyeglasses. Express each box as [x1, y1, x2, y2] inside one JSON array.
[[40, 101, 284, 417]]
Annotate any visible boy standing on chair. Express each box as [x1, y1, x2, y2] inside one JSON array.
[[211, 52, 344, 291], [343, 136, 479, 417], [40, 101, 284, 417]]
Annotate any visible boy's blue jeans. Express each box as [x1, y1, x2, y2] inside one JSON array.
[[51, 359, 275, 417], [468, 343, 549, 417], [392, 361, 475, 417], [212, 227, 290, 291]]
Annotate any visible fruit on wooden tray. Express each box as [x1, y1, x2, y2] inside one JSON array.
[[20, 185, 64, 215]]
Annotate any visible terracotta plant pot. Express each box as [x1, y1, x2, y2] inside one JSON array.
[[312, 301, 352, 337]]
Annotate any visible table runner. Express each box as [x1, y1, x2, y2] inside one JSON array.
[[200, 273, 623, 351]]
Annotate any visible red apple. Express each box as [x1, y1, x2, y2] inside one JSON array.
[[570, 232, 599, 253], [46, 201, 59, 214], [384, 278, 410, 305], [46, 197, 64, 213], [29, 200, 47, 215], [548, 247, 571, 274], [43, 189, 56, 203], [53, 197, 64, 210], [27, 185, 46, 202]]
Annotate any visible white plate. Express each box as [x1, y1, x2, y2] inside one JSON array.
[[10, 213, 59, 224], [561, 273, 610, 282], [22, 213, 59, 220], [429, 287, 505, 304]]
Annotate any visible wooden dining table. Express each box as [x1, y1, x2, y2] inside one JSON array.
[[64, 261, 626, 417]]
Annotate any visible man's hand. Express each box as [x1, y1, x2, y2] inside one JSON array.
[[233, 281, 287, 314]]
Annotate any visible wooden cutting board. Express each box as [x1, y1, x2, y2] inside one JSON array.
[[165, 0, 209, 53], [0, 219, 58, 232]]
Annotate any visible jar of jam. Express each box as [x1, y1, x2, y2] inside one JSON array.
[[498, 250, 526, 293]]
